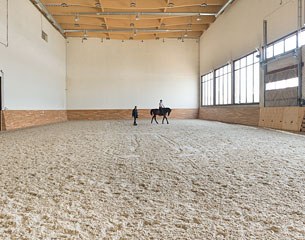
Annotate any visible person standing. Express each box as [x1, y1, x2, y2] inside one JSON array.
[[159, 99, 165, 115], [132, 106, 138, 126]]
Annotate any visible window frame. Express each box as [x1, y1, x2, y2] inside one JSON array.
[[214, 63, 232, 106], [201, 72, 214, 107], [264, 27, 305, 60], [233, 51, 260, 105], [200, 28, 305, 108]]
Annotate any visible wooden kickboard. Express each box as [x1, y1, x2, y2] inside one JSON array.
[[259, 107, 305, 132]]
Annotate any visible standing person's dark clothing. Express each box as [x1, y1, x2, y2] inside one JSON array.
[[132, 106, 138, 126]]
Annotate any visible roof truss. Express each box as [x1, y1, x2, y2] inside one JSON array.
[[31, 0, 231, 40]]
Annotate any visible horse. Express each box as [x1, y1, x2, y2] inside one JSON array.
[[150, 108, 172, 124]]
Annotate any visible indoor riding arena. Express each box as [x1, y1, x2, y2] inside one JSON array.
[[0, 0, 305, 239]]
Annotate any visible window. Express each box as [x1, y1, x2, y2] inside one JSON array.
[[215, 64, 232, 105], [201, 72, 214, 106], [298, 29, 305, 47], [266, 45, 274, 58], [266, 77, 298, 91], [234, 52, 260, 104], [274, 41, 284, 55], [266, 33, 297, 59], [285, 35, 296, 51]]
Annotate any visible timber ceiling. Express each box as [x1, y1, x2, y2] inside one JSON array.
[[34, 0, 230, 40]]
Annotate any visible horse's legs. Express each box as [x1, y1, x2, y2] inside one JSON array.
[[155, 116, 158, 124], [162, 115, 169, 124], [151, 115, 158, 124]]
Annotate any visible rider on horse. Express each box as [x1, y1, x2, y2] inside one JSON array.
[[159, 100, 165, 115]]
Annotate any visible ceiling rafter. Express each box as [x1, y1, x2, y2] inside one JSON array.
[[157, 0, 169, 32], [97, 0, 109, 36], [35, 0, 232, 40]]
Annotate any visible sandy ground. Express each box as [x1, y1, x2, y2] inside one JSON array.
[[0, 119, 304, 240]]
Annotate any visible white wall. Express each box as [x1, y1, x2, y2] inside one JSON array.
[[200, 0, 299, 74], [67, 38, 199, 109], [0, 0, 66, 110]]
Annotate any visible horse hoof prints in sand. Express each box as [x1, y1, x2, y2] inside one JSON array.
[[150, 108, 172, 124]]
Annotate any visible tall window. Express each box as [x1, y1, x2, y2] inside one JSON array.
[[215, 64, 232, 105], [201, 72, 214, 106], [234, 52, 260, 104]]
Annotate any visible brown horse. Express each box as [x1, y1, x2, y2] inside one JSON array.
[[150, 108, 172, 124]]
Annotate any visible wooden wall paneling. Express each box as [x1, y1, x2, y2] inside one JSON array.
[[301, 108, 305, 132], [259, 107, 284, 129], [2, 107, 304, 132], [259, 107, 305, 131], [282, 107, 304, 131], [199, 106, 260, 126], [2, 110, 68, 131], [67, 109, 198, 121], [0, 111, 4, 131]]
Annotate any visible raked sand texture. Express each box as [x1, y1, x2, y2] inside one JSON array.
[[0, 120, 304, 239]]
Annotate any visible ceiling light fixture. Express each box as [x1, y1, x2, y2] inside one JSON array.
[[200, 3, 208, 7], [74, 14, 79, 22], [135, 14, 140, 20], [130, 2, 136, 7], [61, 3, 68, 7], [130, 23, 135, 27], [95, 2, 101, 8], [82, 32, 88, 42], [168, 2, 174, 7]]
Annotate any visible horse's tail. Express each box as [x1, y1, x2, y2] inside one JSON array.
[[150, 109, 154, 115], [167, 108, 171, 116]]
